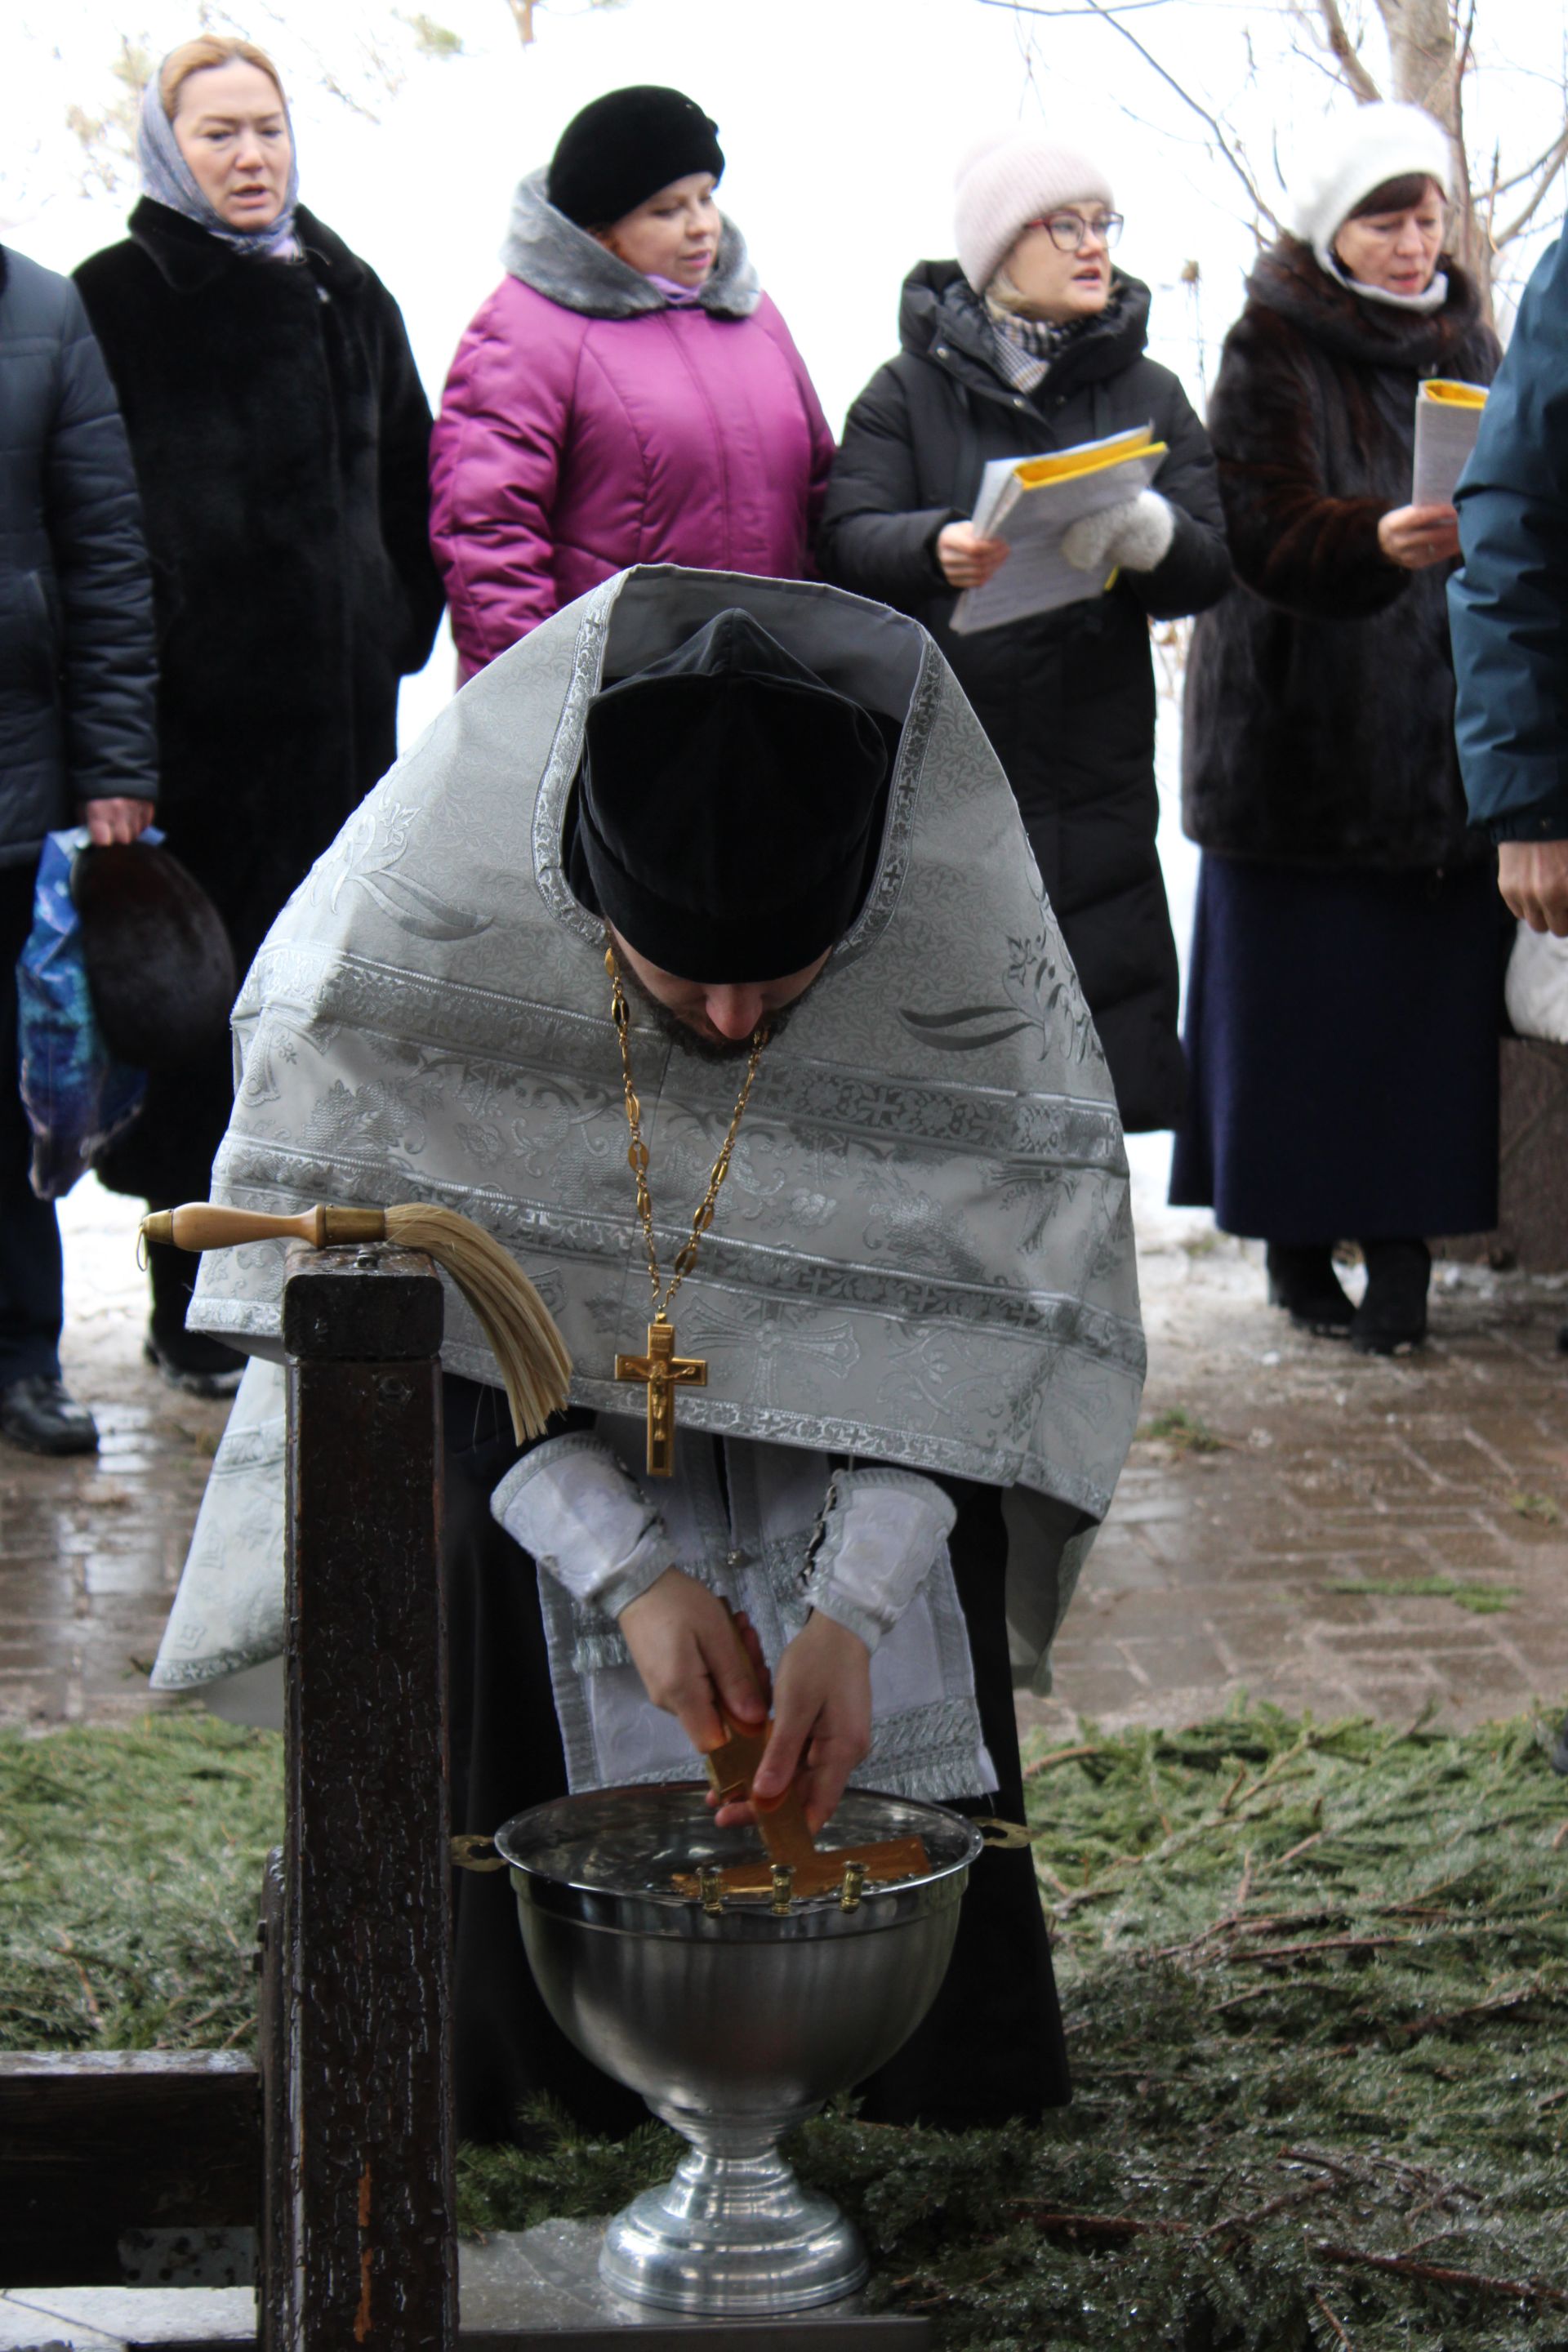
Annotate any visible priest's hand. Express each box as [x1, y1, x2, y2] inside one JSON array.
[[746, 1610, 872, 1838], [617, 1566, 768, 1755]]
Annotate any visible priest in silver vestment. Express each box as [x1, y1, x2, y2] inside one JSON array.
[[152, 566, 1146, 2139]]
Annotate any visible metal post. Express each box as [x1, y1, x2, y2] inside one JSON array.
[[267, 1241, 455, 2352]]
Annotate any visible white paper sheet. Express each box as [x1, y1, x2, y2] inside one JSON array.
[[1411, 380, 1488, 506], [951, 425, 1163, 634]]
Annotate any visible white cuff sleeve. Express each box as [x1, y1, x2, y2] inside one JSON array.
[[491, 1433, 672, 1619], [804, 1467, 958, 1653]]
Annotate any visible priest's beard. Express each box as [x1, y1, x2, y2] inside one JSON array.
[[615, 960, 808, 1063]]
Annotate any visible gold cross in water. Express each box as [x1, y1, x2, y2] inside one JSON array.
[[614, 1316, 706, 1477]]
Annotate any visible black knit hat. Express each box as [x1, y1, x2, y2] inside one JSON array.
[[547, 85, 724, 230], [572, 610, 890, 983]]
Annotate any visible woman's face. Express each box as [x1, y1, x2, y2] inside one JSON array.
[[173, 60, 292, 231], [599, 172, 721, 286], [1334, 182, 1446, 297], [1000, 205, 1116, 323]]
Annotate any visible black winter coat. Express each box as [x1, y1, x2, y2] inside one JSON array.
[[1181, 239, 1499, 868], [75, 200, 443, 1199], [0, 244, 157, 866], [819, 263, 1231, 1132]]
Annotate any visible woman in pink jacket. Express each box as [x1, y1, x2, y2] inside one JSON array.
[[430, 85, 835, 675]]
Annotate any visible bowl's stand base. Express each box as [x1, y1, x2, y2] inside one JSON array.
[[599, 2111, 868, 2318]]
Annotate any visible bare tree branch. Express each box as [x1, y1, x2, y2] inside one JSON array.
[[992, 0, 1281, 227], [1477, 123, 1568, 207], [1447, 0, 1480, 275], [1482, 134, 1500, 248], [316, 71, 387, 123], [1287, 33, 1366, 94], [986, 0, 1566, 320], [1495, 122, 1568, 245], [978, 0, 1180, 14], [1307, 0, 1383, 101], [501, 0, 629, 47]]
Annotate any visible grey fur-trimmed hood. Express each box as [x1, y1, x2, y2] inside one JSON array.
[[501, 170, 760, 319]]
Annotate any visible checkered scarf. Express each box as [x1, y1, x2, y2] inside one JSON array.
[[973, 275, 1121, 394]]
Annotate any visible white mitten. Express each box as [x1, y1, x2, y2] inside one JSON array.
[[804, 1467, 958, 1652], [492, 1433, 672, 1619], [1061, 488, 1176, 576]]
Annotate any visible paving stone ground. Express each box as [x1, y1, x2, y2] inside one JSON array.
[[3, 1174, 1566, 1741], [0, 1183, 229, 1730], [1023, 1211, 1568, 1747]]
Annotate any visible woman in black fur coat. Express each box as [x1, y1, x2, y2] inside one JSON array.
[[75, 36, 443, 1390], [1172, 105, 1502, 1352], [820, 131, 1231, 1135]]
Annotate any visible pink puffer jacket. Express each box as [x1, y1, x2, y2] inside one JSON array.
[[430, 178, 836, 675]]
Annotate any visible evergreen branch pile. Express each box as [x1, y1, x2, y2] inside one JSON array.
[[2, 1704, 1566, 2348], [0, 1716, 279, 2051], [458, 1706, 1568, 2350]]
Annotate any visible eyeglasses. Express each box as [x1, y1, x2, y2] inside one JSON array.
[[1024, 210, 1125, 253]]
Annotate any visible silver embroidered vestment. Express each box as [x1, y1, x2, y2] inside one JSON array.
[[154, 568, 1146, 1717]]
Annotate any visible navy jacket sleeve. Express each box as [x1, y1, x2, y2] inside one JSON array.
[[44, 278, 159, 804], [1449, 233, 1568, 842]]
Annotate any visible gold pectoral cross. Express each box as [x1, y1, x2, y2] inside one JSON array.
[[614, 1316, 706, 1477]]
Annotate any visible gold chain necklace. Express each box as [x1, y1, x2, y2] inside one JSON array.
[[607, 945, 769, 1475]]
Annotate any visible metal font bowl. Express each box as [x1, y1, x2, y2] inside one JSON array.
[[496, 1784, 982, 2316]]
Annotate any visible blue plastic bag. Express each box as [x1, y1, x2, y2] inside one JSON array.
[[17, 826, 153, 1200]]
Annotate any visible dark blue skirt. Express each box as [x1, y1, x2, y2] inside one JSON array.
[[1169, 853, 1505, 1241]]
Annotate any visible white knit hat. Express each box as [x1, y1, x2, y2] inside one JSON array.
[[953, 131, 1114, 294], [1290, 102, 1450, 273]]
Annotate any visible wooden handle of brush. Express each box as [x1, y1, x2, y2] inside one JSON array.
[[140, 1203, 389, 1253]]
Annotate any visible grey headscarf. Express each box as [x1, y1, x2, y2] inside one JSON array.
[[136, 60, 302, 263]]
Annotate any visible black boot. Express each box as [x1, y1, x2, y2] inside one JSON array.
[[1352, 1238, 1431, 1355], [145, 1234, 246, 1397], [1265, 1243, 1353, 1336], [0, 1373, 99, 1456]]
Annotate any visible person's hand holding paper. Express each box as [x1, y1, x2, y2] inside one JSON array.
[[1365, 379, 1488, 576], [948, 421, 1168, 633], [936, 519, 1012, 588], [1378, 501, 1459, 571]]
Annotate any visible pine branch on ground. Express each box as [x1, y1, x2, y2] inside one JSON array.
[[2, 1704, 1566, 2347]]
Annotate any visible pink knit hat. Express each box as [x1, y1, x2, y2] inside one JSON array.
[[954, 130, 1115, 293]]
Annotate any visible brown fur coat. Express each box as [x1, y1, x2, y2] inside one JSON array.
[[1182, 238, 1498, 868]]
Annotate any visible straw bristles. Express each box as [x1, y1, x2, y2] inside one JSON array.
[[382, 1204, 572, 1441]]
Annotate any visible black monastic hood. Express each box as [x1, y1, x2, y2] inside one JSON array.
[[572, 608, 889, 982]]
